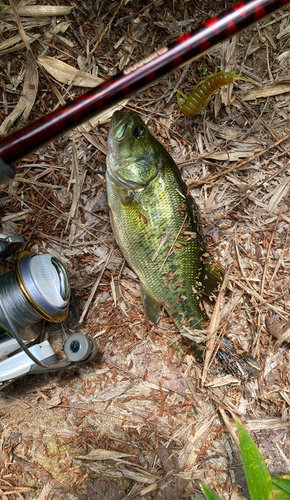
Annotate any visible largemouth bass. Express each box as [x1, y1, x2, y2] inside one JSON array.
[[106, 110, 261, 379]]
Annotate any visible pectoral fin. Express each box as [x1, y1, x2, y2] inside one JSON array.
[[140, 282, 160, 323], [199, 257, 224, 297]]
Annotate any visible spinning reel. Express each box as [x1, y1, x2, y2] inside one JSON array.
[[0, 235, 97, 385]]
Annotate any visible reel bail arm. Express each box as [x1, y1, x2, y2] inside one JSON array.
[[0, 244, 97, 384]]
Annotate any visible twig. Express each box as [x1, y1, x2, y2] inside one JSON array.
[[159, 215, 187, 272], [266, 43, 274, 83], [0, 489, 30, 495], [79, 249, 114, 323], [152, 228, 171, 262], [8, 0, 33, 54], [64, 0, 124, 96], [167, 66, 188, 103], [260, 203, 285, 296], [24, 187, 114, 250], [235, 279, 288, 317], [201, 266, 231, 386], [219, 408, 240, 448], [189, 129, 290, 187], [224, 163, 289, 216], [236, 94, 290, 157], [15, 176, 64, 189]]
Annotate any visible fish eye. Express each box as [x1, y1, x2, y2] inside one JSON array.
[[132, 125, 145, 138]]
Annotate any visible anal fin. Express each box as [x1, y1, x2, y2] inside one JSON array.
[[141, 282, 160, 323]]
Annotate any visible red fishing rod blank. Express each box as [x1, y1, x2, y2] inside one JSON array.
[[0, 0, 289, 174]]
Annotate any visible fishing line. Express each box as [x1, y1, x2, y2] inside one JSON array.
[[0, 291, 71, 370], [0, 251, 97, 371], [0, 252, 69, 334]]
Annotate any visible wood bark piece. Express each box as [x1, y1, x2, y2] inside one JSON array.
[[0, 6, 72, 18], [244, 81, 290, 100]]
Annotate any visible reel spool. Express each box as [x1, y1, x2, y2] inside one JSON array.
[[0, 251, 70, 335], [0, 246, 97, 383]]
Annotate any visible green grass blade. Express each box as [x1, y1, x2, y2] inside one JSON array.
[[272, 477, 290, 497], [201, 484, 225, 500], [234, 418, 274, 500]]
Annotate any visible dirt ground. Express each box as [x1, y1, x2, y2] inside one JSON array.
[[0, 0, 290, 499]]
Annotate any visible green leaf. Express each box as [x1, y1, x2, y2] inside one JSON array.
[[272, 477, 290, 493], [201, 484, 225, 500], [273, 488, 290, 500], [272, 477, 290, 498], [235, 418, 274, 500]]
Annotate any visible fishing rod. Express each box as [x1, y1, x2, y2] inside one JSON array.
[[0, 0, 289, 183]]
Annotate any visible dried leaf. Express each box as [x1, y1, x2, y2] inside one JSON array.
[[265, 315, 290, 342], [268, 178, 290, 213], [38, 55, 104, 87], [156, 447, 187, 500], [276, 51, 290, 65], [202, 151, 254, 161], [0, 394, 30, 409], [0, 51, 38, 136], [35, 483, 53, 500], [276, 74, 290, 83], [76, 449, 134, 461], [54, 34, 75, 48], [276, 25, 290, 40], [0, 33, 40, 55], [246, 419, 290, 430], [82, 101, 130, 127], [205, 375, 240, 387], [22, 53, 39, 121], [106, 344, 186, 395], [220, 38, 238, 106], [202, 267, 230, 385], [84, 477, 125, 500], [207, 122, 242, 140], [45, 20, 71, 37], [183, 415, 216, 468]]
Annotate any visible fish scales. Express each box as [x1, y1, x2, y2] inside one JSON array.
[[106, 110, 261, 379], [108, 155, 206, 329]]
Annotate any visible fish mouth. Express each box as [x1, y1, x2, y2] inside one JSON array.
[[107, 109, 149, 189], [109, 110, 137, 140]]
